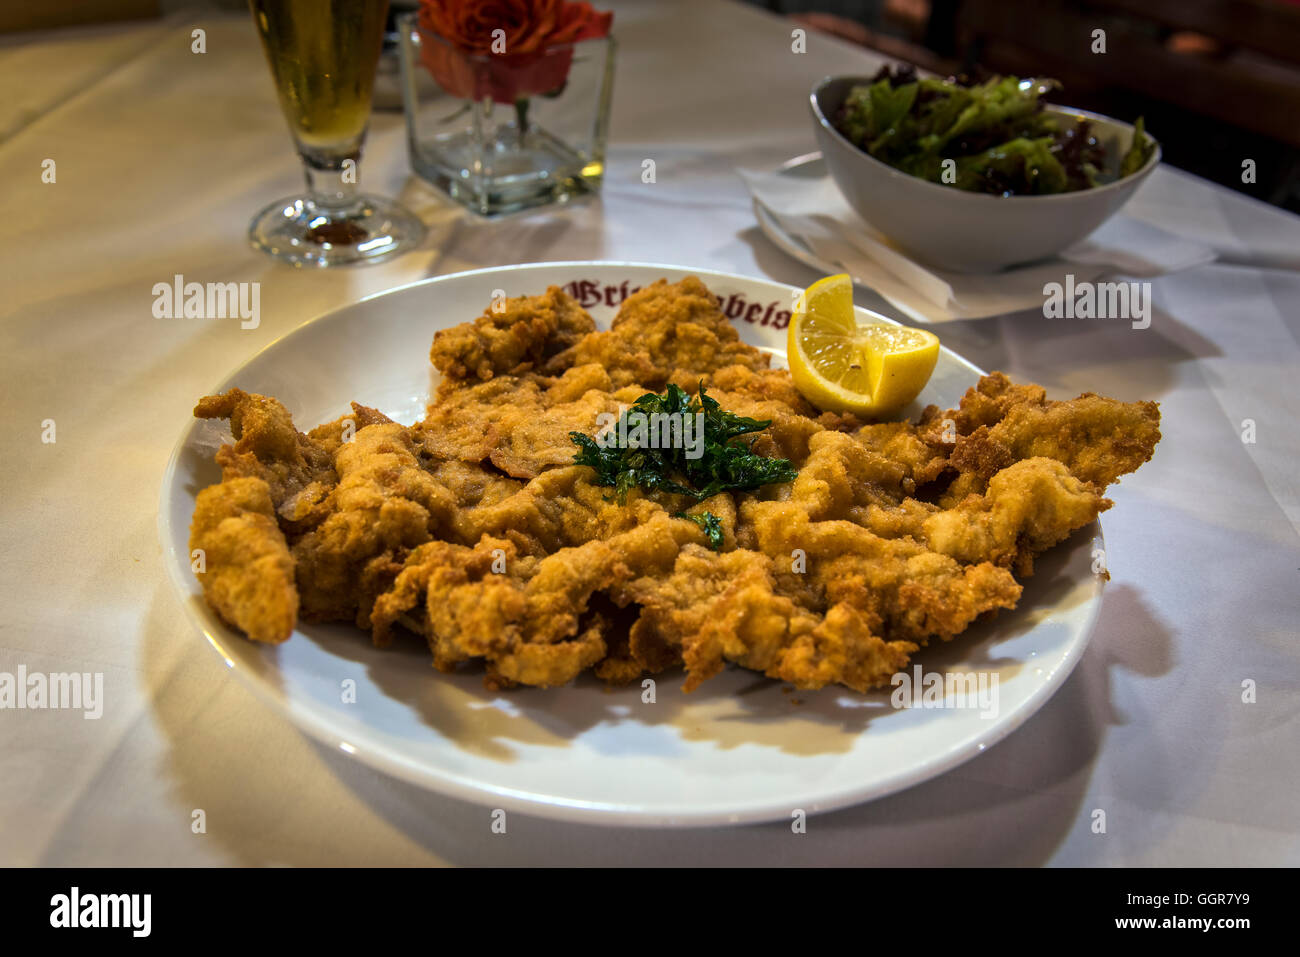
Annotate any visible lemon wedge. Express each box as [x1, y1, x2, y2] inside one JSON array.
[[787, 274, 940, 416]]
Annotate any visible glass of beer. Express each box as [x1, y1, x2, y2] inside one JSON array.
[[247, 0, 425, 266]]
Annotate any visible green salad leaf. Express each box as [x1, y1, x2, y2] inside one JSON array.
[[834, 65, 1155, 196], [1119, 116, 1156, 178]]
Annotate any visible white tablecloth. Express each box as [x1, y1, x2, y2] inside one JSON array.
[[2, 0, 1297, 866]]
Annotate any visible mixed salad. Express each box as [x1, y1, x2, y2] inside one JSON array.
[[834, 65, 1157, 196]]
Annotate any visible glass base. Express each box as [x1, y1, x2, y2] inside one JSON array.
[[248, 194, 426, 267], [411, 126, 602, 217]]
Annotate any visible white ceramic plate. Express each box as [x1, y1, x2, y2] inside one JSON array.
[[159, 262, 1104, 827]]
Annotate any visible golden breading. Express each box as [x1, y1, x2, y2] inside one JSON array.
[[188, 277, 1162, 694], [430, 285, 596, 381], [960, 394, 1161, 487], [922, 370, 1163, 490], [418, 365, 626, 479], [622, 545, 821, 690], [854, 419, 951, 488], [373, 513, 697, 688], [189, 476, 297, 644], [740, 499, 1023, 648], [923, 458, 1110, 576], [291, 423, 459, 629], [560, 277, 771, 389], [194, 388, 336, 512]]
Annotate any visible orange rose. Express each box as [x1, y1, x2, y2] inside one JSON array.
[[418, 0, 612, 104]]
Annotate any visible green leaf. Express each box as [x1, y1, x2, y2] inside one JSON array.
[[835, 67, 1129, 196], [569, 384, 798, 503], [676, 510, 724, 550], [1120, 116, 1155, 178], [955, 136, 1068, 194]]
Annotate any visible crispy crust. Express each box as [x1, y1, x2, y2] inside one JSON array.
[[189, 279, 1160, 691]]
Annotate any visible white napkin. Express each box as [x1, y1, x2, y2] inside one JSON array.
[[738, 165, 1217, 323]]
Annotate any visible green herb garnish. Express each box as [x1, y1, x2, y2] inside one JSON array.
[[569, 383, 797, 503], [675, 510, 724, 550]]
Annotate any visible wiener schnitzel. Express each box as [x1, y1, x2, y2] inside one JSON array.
[[189, 276, 1160, 692]]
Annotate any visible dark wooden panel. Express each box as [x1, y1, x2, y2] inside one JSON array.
[[958, 0, 1300, 146]]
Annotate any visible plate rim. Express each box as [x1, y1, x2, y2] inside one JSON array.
[[157, 261, 1105, 827]]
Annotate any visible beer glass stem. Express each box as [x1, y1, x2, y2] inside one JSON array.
[[302, 154, 361, 211]]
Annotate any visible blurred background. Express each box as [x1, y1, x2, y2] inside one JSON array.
[[755, 0, 1300, 212], [4, 0, 1298, 211]]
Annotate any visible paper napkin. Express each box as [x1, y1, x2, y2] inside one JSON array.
[[739, 164, 1217, 323]]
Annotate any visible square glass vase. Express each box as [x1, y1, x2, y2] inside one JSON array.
[[396, 13, 615, 217]]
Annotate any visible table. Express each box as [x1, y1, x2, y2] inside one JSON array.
[[2, 0, 1297, 866]]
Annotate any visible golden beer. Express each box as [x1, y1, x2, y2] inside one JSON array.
[[250, 0, 390, 151], [245, 0, 424, 266]]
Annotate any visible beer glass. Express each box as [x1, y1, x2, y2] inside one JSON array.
[[248, 0, 424, 266]]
